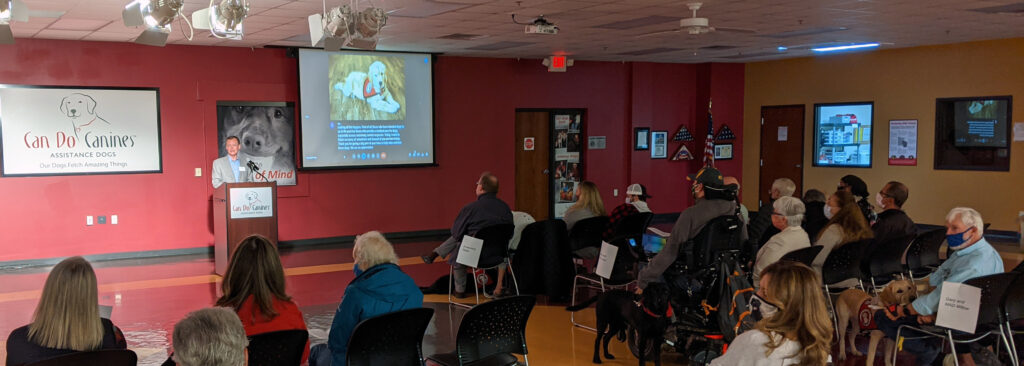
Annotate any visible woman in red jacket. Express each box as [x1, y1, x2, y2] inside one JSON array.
[[216, 235, 309, 363]]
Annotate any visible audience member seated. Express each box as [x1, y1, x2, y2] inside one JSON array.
[[172, 307, 248, 366], [749, 178, 796, 251], [800, 189, 828, 240], [215, 235, 309, 363], [711, 261, 832, 365], [311, 231, 424, 366], [723, 176, 750, 224], [753, 197, 810, 288], [875, 207, 1004, 366], [420, 172, 512, 296], [838, 174, 877, 225], [564, 181, 606, 258], [870, 181, 915, 253], [562, 181, 605, 232], [604, 183, 652, 240], [492, 211, 536, 298], [637, 167, 746, 290], [5, 257, 128, 366], [811, 190, 873, 273]]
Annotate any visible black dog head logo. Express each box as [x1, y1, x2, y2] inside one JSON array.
[[60, 93, 97, 119]]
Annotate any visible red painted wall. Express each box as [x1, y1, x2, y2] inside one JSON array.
[[0, 39, 742, 262]]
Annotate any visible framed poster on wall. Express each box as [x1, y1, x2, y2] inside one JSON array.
[[888, 119, 917, 166], [217, 102, 297, 185], [0, 85, 162, 176], [651, 131, 667, 159], [812, 102, 874, 168], [553, 111, 584, 219]]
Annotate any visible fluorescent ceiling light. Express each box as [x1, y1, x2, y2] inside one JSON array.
[[193, 0, 248, 40], [812, 42, 879, 52]]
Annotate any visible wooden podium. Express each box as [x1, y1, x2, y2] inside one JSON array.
[[213, 182, 278, 275]]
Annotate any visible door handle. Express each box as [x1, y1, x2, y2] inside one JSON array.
[[795, 164, 801, 168], [543, 169, 550, 174]]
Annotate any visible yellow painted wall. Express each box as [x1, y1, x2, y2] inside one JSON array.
[[743, 38, 1024, 232]]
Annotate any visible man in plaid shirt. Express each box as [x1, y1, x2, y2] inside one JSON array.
[[604, 183, 652, 240]]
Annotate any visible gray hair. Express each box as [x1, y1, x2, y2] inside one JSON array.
[[354, 231, 398, 270], [173, 307, 248, 366], [772, 178, 797, 197], [773, 196, 805, 227], [945, 207, 984, 236]]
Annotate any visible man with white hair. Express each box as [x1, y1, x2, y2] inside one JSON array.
[[748, 178, 797, 250], [173, 307, 248, 366], [752, 196, 810, 287], [875, 207, 1003, 366]]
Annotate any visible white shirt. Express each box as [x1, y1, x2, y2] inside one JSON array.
[[711, 330, 801, 366], [753, 226, 810, 287]]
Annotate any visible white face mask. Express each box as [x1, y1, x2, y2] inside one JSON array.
[[876, 192, 885, 208], [824, 204, 835, 219], [625, 197, 632, 205], [751, 293, 779, 320]]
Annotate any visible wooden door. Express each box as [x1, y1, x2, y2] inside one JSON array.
[[515, 111, 551, 221], [759, 105, 805, 209]]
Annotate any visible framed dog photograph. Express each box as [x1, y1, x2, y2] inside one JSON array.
[[635, 127, 650, 150], [0, 85, 162, 176], [651, 131, 667, 158], [714, 143, 734, 160], [217, 102, 297, 186]]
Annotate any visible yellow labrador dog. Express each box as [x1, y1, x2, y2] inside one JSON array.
[[335, 60, 401, 114], [836, 280, 917, 366]]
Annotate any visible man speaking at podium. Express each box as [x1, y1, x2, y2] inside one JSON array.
[[212, 136, 252, 188]]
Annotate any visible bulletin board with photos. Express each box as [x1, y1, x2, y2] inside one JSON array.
[[552, 111, 584, 219]]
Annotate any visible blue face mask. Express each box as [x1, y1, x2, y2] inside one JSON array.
[[946, 228, 973, 250], [353, 263, 364, 277]]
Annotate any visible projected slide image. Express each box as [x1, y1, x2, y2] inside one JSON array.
[[329, 54, 406, 121]]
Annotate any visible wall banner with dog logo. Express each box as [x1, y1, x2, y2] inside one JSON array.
[[229, 186, 274, 219], [0, 86, 162, 176], [217, 102, 297, 185], [935, 281, 981, 333]]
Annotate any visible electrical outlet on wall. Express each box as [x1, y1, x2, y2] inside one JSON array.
[[195, 168, 202, 177], [98, 216, 106, 224], [87, 216, 93, 226], [112, 215, 118, 225], [613, 189, 619, 196]]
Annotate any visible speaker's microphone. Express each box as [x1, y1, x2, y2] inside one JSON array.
[[246, 160, 260, 172]]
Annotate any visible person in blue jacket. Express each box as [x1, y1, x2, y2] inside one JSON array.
[[310, 231, 424, 366]]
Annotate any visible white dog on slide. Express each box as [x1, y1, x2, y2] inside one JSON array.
[[334, 61, 400, 114]]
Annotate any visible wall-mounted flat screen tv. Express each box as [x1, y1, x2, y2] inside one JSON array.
[[813, 102, 874, 168]]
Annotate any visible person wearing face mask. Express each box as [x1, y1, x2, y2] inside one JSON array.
[[711, 261, 832, 366], [603, 183, 652, 240], [636, 167, 746, 291], [837, 175, 877, 225], [810, 190, 873, 272], [310, 231, 423, 366], [752, 197, 811, 289], [869, 181, 916, 253], [874, 207, 1003, 366], [748, 178, 796, 252]]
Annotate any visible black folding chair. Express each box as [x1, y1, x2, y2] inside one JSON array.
[[820, 239, 870, 339], [449, 224, 516, 308], [863, 234, 915, 291], [248, 329, 309, 366], [1001, 272, 1024, 365], [779, 245, 823, 268], [892, 272, 1018, 366], [428, 296, 536, 366], [568, 216, 610, 255], [25, 350, 137, 366], [905, 228, 945, 280], [608, 212, 654, 239], [347, 308, 435, 366], [570, 237, 638, 331]]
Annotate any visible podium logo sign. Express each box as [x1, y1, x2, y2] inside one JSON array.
[[230, 187, 274, 219]]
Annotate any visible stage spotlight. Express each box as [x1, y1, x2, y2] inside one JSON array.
[[308, 2, 387, 50], [123, 0, 187, 47], [0, 0, 28, 44], [192, 0, 249, 40]]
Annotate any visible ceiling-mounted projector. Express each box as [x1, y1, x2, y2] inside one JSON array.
[[514, 14, 557, 35]]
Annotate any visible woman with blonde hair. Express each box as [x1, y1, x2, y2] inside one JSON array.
[[562, 181, 605, 231], [711, 261, 833, 366], [811, 190, 873, 270], [215, 234, 308, 363], [6, 256, 127, 365]]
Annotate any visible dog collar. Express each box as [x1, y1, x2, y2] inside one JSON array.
[[638, 302, 674, 318]]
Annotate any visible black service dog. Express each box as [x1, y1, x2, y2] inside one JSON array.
[[567, 283, 673, 365]]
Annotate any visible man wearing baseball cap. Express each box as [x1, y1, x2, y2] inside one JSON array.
[[636, 166, 747, 291], [604, 183, 653, 240]]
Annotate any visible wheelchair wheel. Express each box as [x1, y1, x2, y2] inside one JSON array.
[[627, 327, 656, 360]]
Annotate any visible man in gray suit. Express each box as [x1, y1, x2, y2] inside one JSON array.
[[211, 136, 251, 188]]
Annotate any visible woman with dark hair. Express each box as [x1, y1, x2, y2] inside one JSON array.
[[216, 234, 309, 363], [6, 257, 128, 366], [711, 261, 832, 365], [838, 175, 877, 225]]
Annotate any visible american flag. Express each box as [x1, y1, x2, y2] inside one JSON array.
[[702, 100, 715, 167]]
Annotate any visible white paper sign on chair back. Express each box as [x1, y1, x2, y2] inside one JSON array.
[[595, 241, 618, 279], [935, 281, 981, 333], [456, 235, 484, 268]]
